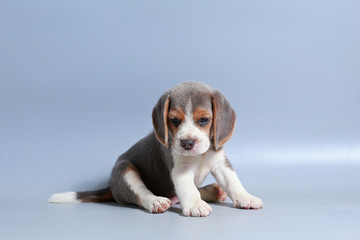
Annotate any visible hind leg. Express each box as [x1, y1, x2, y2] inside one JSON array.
[[110, 160, 171, 213], [199, 183, 228, 202], [169, 183, 227, 205]]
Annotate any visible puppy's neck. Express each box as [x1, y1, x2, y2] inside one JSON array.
[[171, 148, 225, 165]]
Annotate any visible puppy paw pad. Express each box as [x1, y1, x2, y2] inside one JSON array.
[[149, 197, 171, 213], [234, 194, 263, 209], [183, 200, 212, 217]]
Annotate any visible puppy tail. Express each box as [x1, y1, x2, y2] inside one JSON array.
[[48, 187, 114, 203]]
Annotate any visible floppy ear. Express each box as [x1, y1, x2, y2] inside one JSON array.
[[152, 94, 170, 148], [211, 90, 236, 150]]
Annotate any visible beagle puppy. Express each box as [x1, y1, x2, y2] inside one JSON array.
[[49, 82, 263, 217]]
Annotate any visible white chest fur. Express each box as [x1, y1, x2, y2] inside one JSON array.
[[171, 148, 226, 187]]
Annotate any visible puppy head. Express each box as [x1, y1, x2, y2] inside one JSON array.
[[152, 82, 236, 156]]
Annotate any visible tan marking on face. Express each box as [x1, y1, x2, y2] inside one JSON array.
[[193, 107, 212, 137], [168, 107, 185, 140]]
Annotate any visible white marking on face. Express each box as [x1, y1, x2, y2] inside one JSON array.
[[173, 100, 210, 156]]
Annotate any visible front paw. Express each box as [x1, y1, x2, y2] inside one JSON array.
[[234, 193, 263, 209], [144, 197, 171, 213], [182, 199, 212, 217]]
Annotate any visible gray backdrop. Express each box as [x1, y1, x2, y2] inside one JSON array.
[[1, 1, 359, 239]]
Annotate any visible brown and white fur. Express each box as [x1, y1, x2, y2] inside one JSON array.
[[48, 82, 263, 217]]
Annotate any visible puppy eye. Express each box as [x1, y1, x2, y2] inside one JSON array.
[[198, 118, 209, 126], [170, 118, 181, 127]]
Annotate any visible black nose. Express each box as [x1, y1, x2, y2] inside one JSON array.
[[180, 139, 195, 150]]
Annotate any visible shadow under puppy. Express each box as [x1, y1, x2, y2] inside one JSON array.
[[49, 82, 263, 217]]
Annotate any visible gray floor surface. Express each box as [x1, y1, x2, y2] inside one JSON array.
[[2, 164, 359, 240], [1, 1, 360, 239]]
